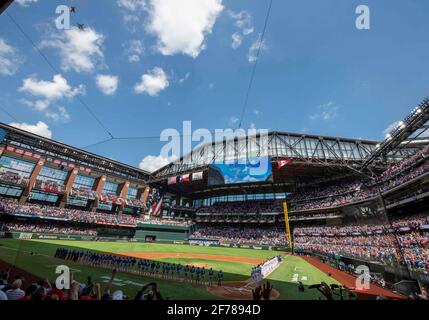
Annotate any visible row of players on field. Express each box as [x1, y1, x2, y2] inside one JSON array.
[[54, 248, 224, 286]]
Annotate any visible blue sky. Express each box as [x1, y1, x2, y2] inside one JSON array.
[[1, 0, 429, 172]]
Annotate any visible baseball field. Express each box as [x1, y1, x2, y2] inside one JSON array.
[[0, 238, 343, 300]]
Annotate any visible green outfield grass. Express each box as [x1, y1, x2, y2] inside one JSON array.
[[0, 239, 342, 300]]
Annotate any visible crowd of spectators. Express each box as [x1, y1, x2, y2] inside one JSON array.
[[70, 187, 97, 200], [69, 187, 147, 209], [0, 268, 162, 301], [191, 225, 288, 246], [137, 217, 193, 227], [0, 198, 136, 227], [379, 145, 429, 180], [126, 198, 147, 209], [294, 213, 429, 271], [0, 221, 97, 236], [197, 200, 282, 215], [193, 149, 429, 215], [291, 157, 429, 211], [34, 179, 65, 194], [0, 171, 29, 187]]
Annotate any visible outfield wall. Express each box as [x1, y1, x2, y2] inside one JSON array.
[[0, 231, 96, 241], [134, 223, 194, 241], [0, 231, 290, 252], [134, 229, 188, 241]]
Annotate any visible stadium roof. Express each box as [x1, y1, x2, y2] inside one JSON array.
[[361, 96, 429, 170], [0, 123, 152, 183], [0, 0, 13, 15], [151, 131, 415, 182]]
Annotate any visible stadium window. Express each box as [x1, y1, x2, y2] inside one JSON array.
[[127, 187, 138, 199], [98, 202, 113, 210], [102, 181, 118, 195], [67, 197, 89, 207], [29, 190, 59, 203], [0, 156, 35, 179], [123, 206, 138, 214], [73, 174, 96, 190], [37, 166, 68, 184], [0, 184, 23, 197]]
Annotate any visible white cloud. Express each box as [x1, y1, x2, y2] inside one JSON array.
[[146, 0, 223, 58], [139, 155, 173, 172], [20, 99, 50, 111], [232, 11, 254, 35], [15, 0, 38, 7], [231, 33, 242, 49], [117, 1, 145, 32], [309, 102, 340, 121], [178, 72, 190, 84], [117, 0, 146, 11], [45, 106, 71, 122], [9, 121, 52, 139], [0, 38, 24, 76], [124, 40, 144, 62], [229, 116, 239, 125], [19, 74, 85, 111], [248, 34, 267, 63], [229, 10, 254, 49], [134, 67, 169, 96], [96, 74, 119, 95], [40, 27, 105, 73]]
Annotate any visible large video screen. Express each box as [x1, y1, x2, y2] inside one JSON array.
[[208, 156, 272, 185]]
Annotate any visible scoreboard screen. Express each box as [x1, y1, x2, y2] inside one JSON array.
[[208, 156, 272, 186]]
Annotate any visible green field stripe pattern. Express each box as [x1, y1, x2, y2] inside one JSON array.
[[0, 239, 343, 300]]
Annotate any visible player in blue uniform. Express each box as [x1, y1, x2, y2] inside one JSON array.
[[217, 270, 223, 286], [208, 268, 214, 286], [184, 265, 189, 281]]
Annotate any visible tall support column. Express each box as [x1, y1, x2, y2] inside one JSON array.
[[19, 158, 45, 205], [137, 187, 150, 215], [58, 168, 79, 208], [91, 175, 106, 212], [117, 181, 129, 214]]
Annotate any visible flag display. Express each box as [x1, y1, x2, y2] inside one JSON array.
[[277, 159, 292, 169], [180, 174, 190, 183], [168, 176, 177, 185], [151, 195, 163, 216], [192, 171, 203, 181]]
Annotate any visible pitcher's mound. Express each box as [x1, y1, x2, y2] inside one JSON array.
[[207, 281, 280, 300]]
